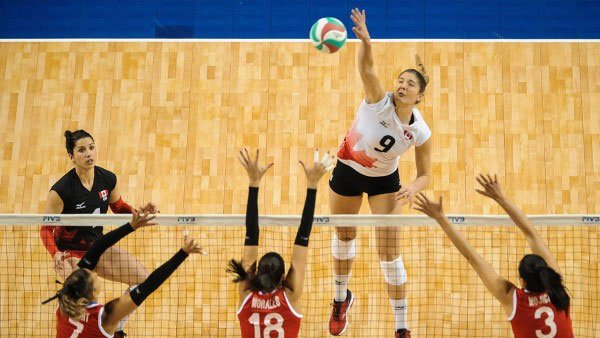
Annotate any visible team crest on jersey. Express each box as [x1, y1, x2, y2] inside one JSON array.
[[98, 189, 109, 201]]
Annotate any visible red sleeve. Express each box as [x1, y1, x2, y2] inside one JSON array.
[[109, 196, 133, 214], [40, 226, 59, 256]]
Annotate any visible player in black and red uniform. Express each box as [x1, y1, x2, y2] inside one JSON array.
[[40, 130, 158, 337], [43, 206, 204, 338], [40, 130, 157, 283], [415, 175, 573, 338], [228, 149, 333, 338]]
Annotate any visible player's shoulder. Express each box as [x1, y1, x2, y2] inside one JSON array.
[[94, 165, 115, 177], [51, 168, 77, 195], [94, 166, 117, 184]]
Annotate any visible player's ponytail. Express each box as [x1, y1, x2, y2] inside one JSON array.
[[519, 254, 570, 312], [538, 265, 570, 312], [227, 259, 255, 283], [227, 252, 293, 292], [64, 129, 94, 155], [43, 268, 95, 320]]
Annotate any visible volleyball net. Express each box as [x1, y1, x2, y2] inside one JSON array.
[[1, 214, 599, 337]]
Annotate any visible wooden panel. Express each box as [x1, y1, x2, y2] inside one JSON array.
[[0, 41, 598, 337]]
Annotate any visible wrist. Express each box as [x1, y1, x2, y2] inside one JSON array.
[[249, 181, 260, 188], [306, 182, 319, 190], [434, 215, 447, 222]]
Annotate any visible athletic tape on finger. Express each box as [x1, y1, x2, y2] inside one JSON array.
[[314, 150, 319, 163]]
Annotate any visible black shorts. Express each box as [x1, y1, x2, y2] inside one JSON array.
[[329, 160, 401, 197]]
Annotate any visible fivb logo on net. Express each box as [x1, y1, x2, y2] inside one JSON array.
[[582, 216, 600, 224], [42, 216, 62, 224], [177, 216, 196, 224], [448, 216, 466, 224]]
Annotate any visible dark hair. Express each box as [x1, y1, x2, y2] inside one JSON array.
[[400, 69, 428, 94], [64, 130, 94, 155], [42, 269, 95, 319], [518, 254, 570, 312], [227, 252, 292, 293]]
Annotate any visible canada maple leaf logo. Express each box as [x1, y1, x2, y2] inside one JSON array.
[[337, 121, 377, 168]]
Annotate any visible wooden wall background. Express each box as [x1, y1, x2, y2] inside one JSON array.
[[0, 41, 598, 337]]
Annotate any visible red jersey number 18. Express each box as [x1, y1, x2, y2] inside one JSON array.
[[249, 312, 284, 337]]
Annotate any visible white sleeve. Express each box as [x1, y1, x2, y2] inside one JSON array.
[[415, 122, 432, 147], [362, 93, 390, 111]]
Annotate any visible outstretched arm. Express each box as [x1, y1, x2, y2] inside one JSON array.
[[237, 149, 273, 297], [397, 138, 432, 207], [102, 234, 204, 334], [476, 174, 561, 274], [78, 205, 156, 270], [414, 193, 514, 312], [286, 151, 334, 303], [351, 8, 385, 103]]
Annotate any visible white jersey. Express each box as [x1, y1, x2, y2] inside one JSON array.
[[337, 93, 431, 177]]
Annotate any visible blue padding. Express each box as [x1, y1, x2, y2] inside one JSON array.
[[500, 0, 540, 38], [79, 0, 120, 38], [0, 0, 599, 39], [463, 0, 502, 38], [386, 0, 425, 38], [425, 0, 463, 38], [40, 0, 82, 38], [0, 1, 4, 38], [1, 0, 43, 38], [194, 0, 233, 38], [540, 0, 577, 38], [119, 0, 157, 38], [233, 0, 271, 38], [271, 0, 309, 38], [348, 1, 386, 38], [156, 0, 195, 38], [309, 0, 350, 37], [578, 0, 600, 38]]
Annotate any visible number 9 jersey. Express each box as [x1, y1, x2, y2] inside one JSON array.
[[508, 288, 574, 338], [337, 93, 431, 177], [237, 288, 302, 338]]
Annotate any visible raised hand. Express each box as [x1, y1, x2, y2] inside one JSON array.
[[396, 184, 418, 207], [299, 149, 335, 189], [130, 208, 157, 230], [350, 8, 371, 43], [475, 174, 505, 201], [238, 148, 274, 187], [182, 229, 207, 255], [414, 193, 445, 220]]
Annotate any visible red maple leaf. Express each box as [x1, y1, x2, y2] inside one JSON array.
[[337, 122, 377, 168]]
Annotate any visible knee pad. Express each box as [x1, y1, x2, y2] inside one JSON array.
[[379, 256, 407, 286], [331, 232, 356, 260]]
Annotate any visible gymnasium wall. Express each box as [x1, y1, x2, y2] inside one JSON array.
[[1, 0, 599, 39]]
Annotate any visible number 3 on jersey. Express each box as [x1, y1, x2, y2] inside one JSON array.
[[249, 312, 284, 337], [535, 306, 557, 338]]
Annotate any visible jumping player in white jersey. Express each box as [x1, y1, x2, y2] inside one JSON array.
[[328, 9, 432, 338]]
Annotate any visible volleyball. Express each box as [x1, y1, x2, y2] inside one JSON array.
[[309, 17, 347, 54]]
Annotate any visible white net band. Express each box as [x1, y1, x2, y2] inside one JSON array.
[[2, 213, 599, 226]]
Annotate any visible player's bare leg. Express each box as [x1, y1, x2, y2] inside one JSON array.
[[329, 188, 361, 336], [369, 192, 410, 337]]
